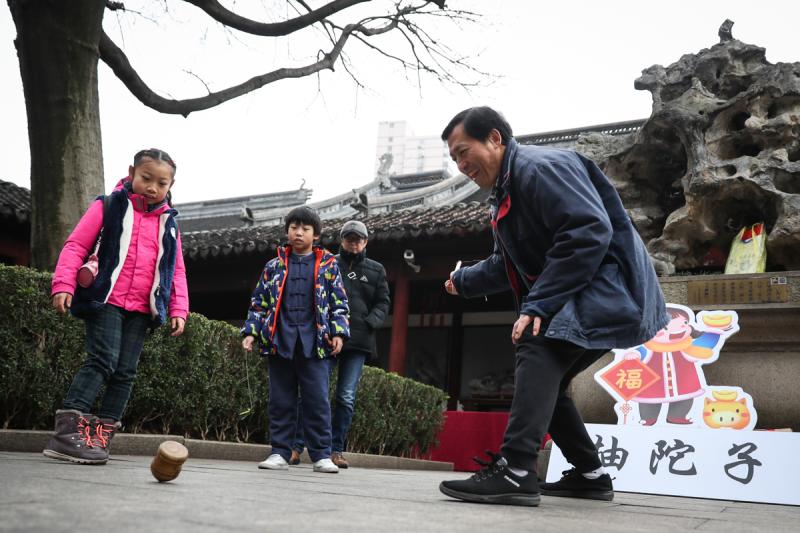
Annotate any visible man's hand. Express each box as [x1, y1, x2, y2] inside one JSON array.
[[329, 335, 343, 356], [511, 314, 541, 344], [52, 293, 72, 314], [444, 271, 459, 295], [170, 317, 186, 337], [242, 335, 255, 352]]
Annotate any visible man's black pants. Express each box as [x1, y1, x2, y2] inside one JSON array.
[[501, 332, 608, 473]]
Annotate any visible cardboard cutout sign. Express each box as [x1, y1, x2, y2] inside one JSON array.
[[569, 304, 800, 505], [594, 304, 757, 430]]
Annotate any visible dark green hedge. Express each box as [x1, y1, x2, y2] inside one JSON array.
[[0, 265, 446, 457]]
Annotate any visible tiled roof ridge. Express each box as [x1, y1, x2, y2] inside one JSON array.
[[181, 201, 491, 259], [0, 179, 32, 223]]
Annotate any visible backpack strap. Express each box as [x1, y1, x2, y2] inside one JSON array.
[[90, 195, 112, 256]]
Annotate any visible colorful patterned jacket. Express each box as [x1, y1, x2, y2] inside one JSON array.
[[242, 245, 350, 358]]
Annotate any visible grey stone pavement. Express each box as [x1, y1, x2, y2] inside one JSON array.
[[2, 451, 799, 532]]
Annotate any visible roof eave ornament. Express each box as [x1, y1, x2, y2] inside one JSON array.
[[377, 153, 395, 191], [350, 189, 369, 216]]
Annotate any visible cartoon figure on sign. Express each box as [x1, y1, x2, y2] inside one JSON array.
[[703, 389, 756, 430], [595, 304, 742, 427]]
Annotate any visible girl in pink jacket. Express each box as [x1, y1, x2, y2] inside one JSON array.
[[44, 148, 189, 465]]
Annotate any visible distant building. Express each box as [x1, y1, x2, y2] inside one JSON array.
[[375, 121, 450, 176], [174, 167, 478, 230], [174, 119, 647, 232]]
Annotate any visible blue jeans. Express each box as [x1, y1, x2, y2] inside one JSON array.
[[268, 345, 334, 462], [63, 304, 150, 421], [293, 350, 367, 453]]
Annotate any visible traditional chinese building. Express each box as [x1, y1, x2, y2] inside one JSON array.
[[0, 179, 31, 266]]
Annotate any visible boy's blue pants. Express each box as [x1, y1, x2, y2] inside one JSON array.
[[266, 345, 333, 462], [292, 349, 368, 454]]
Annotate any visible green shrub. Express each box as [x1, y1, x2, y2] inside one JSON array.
[[0, 265, 446, 456], [0, 266, 85, 429], [124, 313, 270, 443], [348, 366, 447, 457]]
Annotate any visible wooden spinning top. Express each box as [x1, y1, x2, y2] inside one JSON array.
[[150, 441, 188, 482]]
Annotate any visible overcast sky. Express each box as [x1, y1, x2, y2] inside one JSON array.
[[2, 1, 798, 204]]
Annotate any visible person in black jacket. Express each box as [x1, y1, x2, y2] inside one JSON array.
[[291, 220, 391, 468]]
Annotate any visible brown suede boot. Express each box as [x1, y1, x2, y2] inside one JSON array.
[[331, 451, 349, 469], [43, 409, 108, 465]]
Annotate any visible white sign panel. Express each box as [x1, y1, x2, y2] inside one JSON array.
[[547, 423, 800, 505]]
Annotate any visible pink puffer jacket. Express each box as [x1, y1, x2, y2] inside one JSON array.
[[52, 191, 189, 320]]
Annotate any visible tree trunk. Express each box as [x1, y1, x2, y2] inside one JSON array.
[[9, 0, 105, 270]]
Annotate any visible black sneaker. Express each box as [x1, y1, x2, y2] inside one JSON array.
[[540, 468, 614, 501], [439, 451, 540, 507]]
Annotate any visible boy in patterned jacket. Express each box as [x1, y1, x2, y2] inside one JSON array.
[[242, 206, 349, 473]]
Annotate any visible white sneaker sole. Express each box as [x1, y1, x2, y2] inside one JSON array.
[[258, 462, 289, 470]]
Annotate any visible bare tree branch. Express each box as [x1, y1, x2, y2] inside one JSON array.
[[181, 0, 369, 36], [328, 5, 489, 88], [293, 0, 338, 45], [99, 2, 487, 116], [183, 69, 213, 94], [99, 13, 384, 116], [292, 2, 365, 92]]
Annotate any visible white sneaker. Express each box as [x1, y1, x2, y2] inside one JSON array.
[[258, 453, 289, 470], [313, 458, 339, 473]]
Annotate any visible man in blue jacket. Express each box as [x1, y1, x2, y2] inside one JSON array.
[[438, 107, 668, 507]]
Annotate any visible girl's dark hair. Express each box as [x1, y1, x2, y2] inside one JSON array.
[[441, 106, 513, 144], [667, 306, 703, 339], [134, 148, 177, 175], [284, 206, 322, 236], [133, 148, 177, 206]]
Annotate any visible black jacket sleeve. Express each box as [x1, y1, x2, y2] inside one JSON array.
[[365, 264, 391, 329]]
